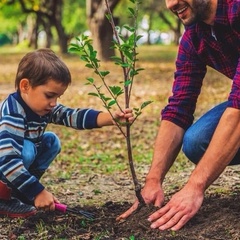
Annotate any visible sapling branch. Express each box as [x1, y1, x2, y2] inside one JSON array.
[[105, 0, 145, 205], [69, 0, 152, 207]]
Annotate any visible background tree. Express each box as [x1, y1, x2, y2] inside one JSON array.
[[140, 0, 182, 45], [17, 0, 68, 53], [0, 0, 72, 52], [86, 0, 120, 61], [0, 0, 183, 54]]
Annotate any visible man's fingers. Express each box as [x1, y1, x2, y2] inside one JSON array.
[[148, 201, 196, 231], [116, 201, 139, 221], [151, 209, 186, 230], [170, 214, 190, 231]]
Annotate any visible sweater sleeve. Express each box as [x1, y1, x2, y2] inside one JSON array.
[[50, 104, 101, 129]]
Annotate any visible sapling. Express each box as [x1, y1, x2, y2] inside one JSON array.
[[68, 0, 152, 207]]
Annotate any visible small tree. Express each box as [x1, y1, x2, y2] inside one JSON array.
[[69, 0, 152, 207]]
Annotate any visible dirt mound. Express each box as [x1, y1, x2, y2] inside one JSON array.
[[5, 193, 240, 240]]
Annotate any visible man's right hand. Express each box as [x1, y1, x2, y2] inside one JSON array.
[[116, 178, 164, 221]]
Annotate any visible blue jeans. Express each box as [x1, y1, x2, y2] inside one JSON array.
[[182, 102, 240, 165], [21, 132, 61, 171]]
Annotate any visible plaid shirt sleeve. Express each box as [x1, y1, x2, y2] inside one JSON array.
[[161, 29, 207, 130], [227, 0, 240, 109]]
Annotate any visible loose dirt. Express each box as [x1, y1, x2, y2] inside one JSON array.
[[2, 167, 240, 240]]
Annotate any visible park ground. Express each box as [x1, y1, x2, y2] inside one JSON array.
[[0, 45, 240, 239]]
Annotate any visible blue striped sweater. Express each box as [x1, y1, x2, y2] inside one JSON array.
[[0, 91, 100, 201]]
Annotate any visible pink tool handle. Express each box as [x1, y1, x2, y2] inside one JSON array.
[[55, 203, 67, 213]]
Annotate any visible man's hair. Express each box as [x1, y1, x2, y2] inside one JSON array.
[[15, 48, 71, 89]]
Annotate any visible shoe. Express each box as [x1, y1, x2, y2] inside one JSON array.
[[0, 197, 37, 218]]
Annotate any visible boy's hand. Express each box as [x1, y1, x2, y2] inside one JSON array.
[[34, 189, 59, 211], [113, 108, 134, 124]]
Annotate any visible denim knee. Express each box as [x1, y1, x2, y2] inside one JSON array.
[[32, 132, 61, 170], [43, 132, 61, 155], [22, 140, 37, 168], [182, 127, 207, 165]]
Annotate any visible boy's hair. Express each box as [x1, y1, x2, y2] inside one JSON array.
[[15, 48, 71, 89]]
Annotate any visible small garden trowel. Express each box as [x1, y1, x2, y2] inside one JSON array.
[[55, 203, 95, 220]]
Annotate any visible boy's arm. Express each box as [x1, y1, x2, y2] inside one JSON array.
[[96, 109, 134, 127], [96, 112, 113, 127]]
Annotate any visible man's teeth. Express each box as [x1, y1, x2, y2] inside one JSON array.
[[177, 7, 187, 14]]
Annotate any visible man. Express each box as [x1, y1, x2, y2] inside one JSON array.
[[118, 0, 240, 231]]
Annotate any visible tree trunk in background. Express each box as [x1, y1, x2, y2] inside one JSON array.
[[158, 11, 182, 45], [87, 0, 120, 61], [18, 0, 68, 53], [43, 0, 68, 53]]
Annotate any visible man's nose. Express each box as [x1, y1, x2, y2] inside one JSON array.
[[165, 0, 179, 9]]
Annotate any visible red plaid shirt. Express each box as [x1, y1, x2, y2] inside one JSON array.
[[161, 0, 240, 129]]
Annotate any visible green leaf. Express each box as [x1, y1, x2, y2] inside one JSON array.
[[80, 56, 89, 62], [110, 56, 122, 64], [124, 80, 132, 86], [86, 77, 94, 84], [123, 25, 135, 33], [141, 101, 153, 109], [101, 95, 112, 102], [120, 63, 131, 68], [100, 71, 110, 77], [136, 35, 143, 41], [105, 13, 111, 21], [103, 105, 111, 110], [108, 100, 116, 107], [109, 86, 123, 96], [136, 67, 145, 72], [88, 92, 99, 97], [128, 7, 135, 16], [85, 63, 93, 69]]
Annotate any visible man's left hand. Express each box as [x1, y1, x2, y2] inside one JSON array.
[[147, 185, 204, 231]]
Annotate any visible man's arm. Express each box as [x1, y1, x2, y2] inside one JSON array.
[[146, 120, 185, 186], [117, 120, 185, 220], [149, 107, 240, 231]]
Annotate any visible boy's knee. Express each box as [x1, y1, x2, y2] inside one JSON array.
[[22, 140, 37, 164], [44, 132, 61, 153]]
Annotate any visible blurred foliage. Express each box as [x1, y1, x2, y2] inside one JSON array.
[[0, 0, 179, 46]]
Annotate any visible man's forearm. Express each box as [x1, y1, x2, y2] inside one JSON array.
[[146, 120, 185, 184], [187, 107, 240, 192]]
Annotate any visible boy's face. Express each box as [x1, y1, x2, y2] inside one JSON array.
[[20, 79, 68, 116]]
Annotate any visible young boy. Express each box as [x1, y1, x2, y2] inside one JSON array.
[[0, 48, 134, 218]]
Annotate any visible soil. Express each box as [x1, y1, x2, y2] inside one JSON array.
[[2, 167, 240, 240]]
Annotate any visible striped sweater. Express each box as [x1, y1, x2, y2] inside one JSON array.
[[0, 91, 100, 201]]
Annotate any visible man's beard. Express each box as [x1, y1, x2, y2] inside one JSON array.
[[183, 0, 213, 26]]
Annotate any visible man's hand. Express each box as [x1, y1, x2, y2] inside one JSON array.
[[148, 185, 204, 231], [116, 178, 164, 221]]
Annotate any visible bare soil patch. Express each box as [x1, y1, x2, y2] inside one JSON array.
[[1, 167, 240, 240]]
